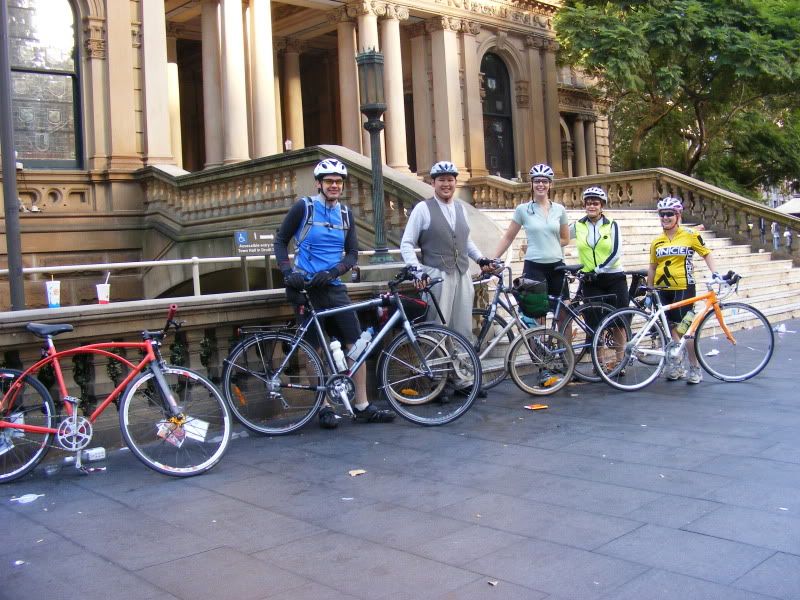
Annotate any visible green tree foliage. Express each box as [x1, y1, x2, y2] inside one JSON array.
[[555, 0, 800, 194]]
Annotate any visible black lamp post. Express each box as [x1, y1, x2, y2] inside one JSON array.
[[356, 49, 391, 263]]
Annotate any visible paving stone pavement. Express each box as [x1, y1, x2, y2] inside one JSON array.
[[2, 319, 800, 600]]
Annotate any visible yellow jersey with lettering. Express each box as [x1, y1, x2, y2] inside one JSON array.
[[649, 226, 710, 290]]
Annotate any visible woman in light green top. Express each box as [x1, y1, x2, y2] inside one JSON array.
[[491, 163, 569, 298]]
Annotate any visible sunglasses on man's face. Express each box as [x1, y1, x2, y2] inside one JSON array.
[[659, 211, 676, 218], [531, 178, 551, 185], [322, 178, 344, 186], [584, 200, 603, 207]]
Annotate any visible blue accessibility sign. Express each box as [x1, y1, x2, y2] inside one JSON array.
[[234, 230, 274, 255]]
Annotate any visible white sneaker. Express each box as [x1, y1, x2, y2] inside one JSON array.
[[665, 364, 685, 381], [686, 366, 703, 384]]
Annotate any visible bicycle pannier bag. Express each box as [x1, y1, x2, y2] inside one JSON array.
[[512, 277, 548, 318]]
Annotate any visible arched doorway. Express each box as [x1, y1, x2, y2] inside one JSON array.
[[481, 53, 515, 179]]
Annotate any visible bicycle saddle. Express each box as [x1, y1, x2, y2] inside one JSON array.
[[26, 323, 74, 338], [554, 264, 583, 274]]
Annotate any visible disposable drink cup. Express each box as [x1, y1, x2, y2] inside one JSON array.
[[96, 283, 110, 304], [45, 280, 61, 308]]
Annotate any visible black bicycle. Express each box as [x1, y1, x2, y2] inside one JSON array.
[[221, 266, 482, 431]]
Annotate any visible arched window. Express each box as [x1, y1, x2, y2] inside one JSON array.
[[8, 0, 82, 169], [481, 52, 514, 179]]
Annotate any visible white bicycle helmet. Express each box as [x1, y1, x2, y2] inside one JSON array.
[[582, 186, 607, 203], [313, 159, 348, 180], [529, 163, 555, 181], [656, 197, 683, 212], [430, 161, 459, 179]]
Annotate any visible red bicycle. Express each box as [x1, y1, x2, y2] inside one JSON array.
[[0, 305, 231, 482]]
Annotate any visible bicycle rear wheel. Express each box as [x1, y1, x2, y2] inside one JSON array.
[[507, 328, 575, 395], [222, 333, 324, 434], [0, 369, 55, 483], [695, 302, 774, 381], [592, 308, 666, 391], [472, 308, 514, 390], [378, 324, 481, 426], [559, 301, 615, 383], [119, 366, 231, 477]]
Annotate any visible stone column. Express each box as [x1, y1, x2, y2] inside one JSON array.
[[542, 39, 562, 175], [462, 20, 487, 177], [427, 16, 465, 171], [379, 4, 410, 172], [140, 0, 175, 165], [409, 23, 432, 174], [166, 34, 183, 168], [562, 140, 574, 178], [105, 2, 141, 169], [572, 116, 587, 177], [351, 2, 381, 156], [249, 0, 278, 157], [273, 47, 283, 150], [83, 17, 108, 170], [201, 0, 224, 168], [525, 36, 548, 163], [220, 0, 250, 163], [283, 39, 305, 150], [331, 9, 361, 152], [584, 115, 598, 175]]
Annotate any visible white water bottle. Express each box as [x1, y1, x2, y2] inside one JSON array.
[[330, 339, 347, 372], [348, 327, 374, 360]]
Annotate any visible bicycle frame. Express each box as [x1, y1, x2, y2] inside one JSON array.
[[263, 291, 434, 416], [632, 285, 736, 362], [0, 340, 166, 437]]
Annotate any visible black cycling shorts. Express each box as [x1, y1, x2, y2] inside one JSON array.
[[582, 272, 630, 310], [522, 260, 567, 299], [657, 286, 696, 325], [286, 284, 361, 346]]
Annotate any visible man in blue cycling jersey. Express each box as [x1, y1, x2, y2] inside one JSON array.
[[274, 159, 395, 428]]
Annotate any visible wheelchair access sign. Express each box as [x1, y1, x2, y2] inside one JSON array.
[[234, 230, 274, 255]]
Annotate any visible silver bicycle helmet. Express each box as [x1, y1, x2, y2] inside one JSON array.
[[529, 163, 555, 181], [656, 197, 683, 212], [582, 186, 607, 204], [313, 159, 348, 180], [429, 161, 459, 179]]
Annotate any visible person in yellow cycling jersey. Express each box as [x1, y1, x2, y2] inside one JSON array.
[[647, 197, 718, 384]]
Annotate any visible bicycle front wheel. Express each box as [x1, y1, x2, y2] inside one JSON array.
[[378, 324, 481, 426], [507, 328, 575, 395], [592, 308, 666, 391], [222, 333, 324, 435], [0, 369, 55, 483], [559, 301, 615, 383], [119, 366, 231, 477], [472, 308, 513, 390], [695, 302, 774, 381]]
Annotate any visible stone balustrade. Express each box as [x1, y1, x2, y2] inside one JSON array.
[[468, 167, 800, 264], [0, 283, 389, 402]]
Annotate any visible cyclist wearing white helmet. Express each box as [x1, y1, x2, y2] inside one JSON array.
[[491, 163, 570, 312], [401, 160, 493, 345], [569, 186, 628, 309], [647, 196, 719, 384], [275, 158, 395, 427]]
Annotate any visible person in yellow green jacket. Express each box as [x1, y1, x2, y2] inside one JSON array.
[[569, 186, 629, 310]]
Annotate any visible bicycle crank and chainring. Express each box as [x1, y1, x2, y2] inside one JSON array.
[[325, 374, 355, 405], [56, 416, 93, 451]]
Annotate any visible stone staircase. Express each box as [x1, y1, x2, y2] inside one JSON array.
[[482, 208, 800, 325]]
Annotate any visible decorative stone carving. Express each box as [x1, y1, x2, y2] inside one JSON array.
[[495, 30, 508, 52], [461, 20, 481, 35], [346, 1, 377, 18], [425, 16, 463, 33], [84, 16, 106, 59], [515, 80, 529, 108], [375, 3, 410, 20], [131, 22, 142, 49], [284, 39, 304, 54]]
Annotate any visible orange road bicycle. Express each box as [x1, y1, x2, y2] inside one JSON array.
[[0, 306, 231, 483], [590, 272, 774, 391]]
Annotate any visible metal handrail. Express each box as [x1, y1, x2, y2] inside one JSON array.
[[0, 249, 408, 297]]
